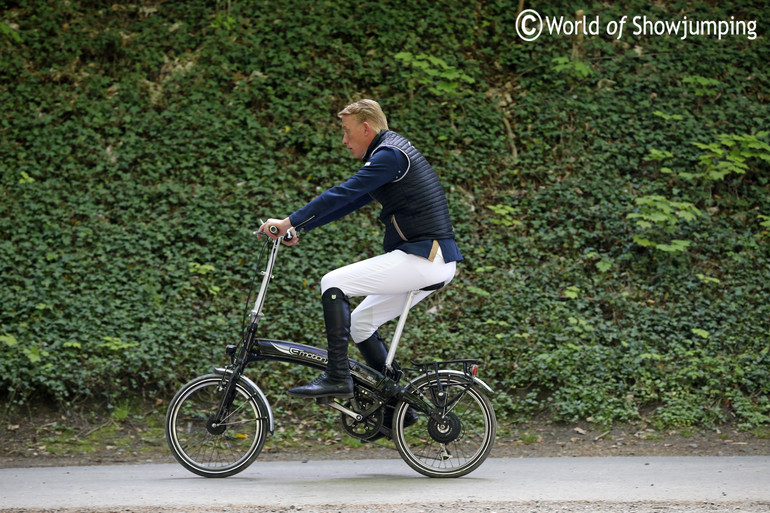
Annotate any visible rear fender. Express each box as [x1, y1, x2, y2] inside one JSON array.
[[407, 369, 494, 394]]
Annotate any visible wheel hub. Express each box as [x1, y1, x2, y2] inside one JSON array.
[[206, 417, 227, 435], [428, 412, 462, 444]]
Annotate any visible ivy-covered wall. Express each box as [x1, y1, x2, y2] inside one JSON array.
[[1, 0, 768, 428]]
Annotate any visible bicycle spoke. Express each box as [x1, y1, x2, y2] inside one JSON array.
[[393, 376, 495, 478], [165, 375, 268, 477]]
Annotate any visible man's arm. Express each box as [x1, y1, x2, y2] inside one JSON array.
[[289, 147, 407, 232]]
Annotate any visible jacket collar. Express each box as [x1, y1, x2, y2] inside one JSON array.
[[362, 130, 388, 162]]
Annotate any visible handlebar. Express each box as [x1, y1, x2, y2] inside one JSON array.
[[255, 223, 294, 241]]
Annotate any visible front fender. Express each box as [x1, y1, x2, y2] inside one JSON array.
[[215, 368, 274, 433]]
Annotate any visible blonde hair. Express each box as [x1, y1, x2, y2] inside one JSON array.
[[337, 99, 388, 133]]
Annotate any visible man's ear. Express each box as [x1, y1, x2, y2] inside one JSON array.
[[361, 121, 372, 135]]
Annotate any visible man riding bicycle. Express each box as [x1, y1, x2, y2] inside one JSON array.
[[259, 99, 462, 406]]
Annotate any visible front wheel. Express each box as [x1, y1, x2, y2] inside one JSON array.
[[392, 373, 496, 478], [165, 374, 269, 478]]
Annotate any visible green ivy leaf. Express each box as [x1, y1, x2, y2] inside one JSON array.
[[691, 328, 710, 339], [1, 334, 18, 347], [596, 260, 613, 273], [466, 286, 490, 297]]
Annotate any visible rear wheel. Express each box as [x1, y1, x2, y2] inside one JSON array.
[[165, 374, 269, 477], [392, 374, 495, 478]]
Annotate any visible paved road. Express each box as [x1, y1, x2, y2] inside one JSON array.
[[1, 456, 768, 510]]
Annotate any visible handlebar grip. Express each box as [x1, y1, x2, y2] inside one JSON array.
[[267, 224, 294, 241]]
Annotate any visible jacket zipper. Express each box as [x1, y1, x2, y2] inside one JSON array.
[[391, 214, 408, 241], [293, 215, 316, 230]]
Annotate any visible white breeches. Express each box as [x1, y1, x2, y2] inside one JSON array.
[[320, 248, 456, 343]]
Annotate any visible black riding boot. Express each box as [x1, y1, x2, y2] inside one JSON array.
[[288, 288, 354, 398], [356, 331, 389, 372], [356, 332, 419, 438]]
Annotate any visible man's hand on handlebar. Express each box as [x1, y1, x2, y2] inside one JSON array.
[[258, 217, 299, 246]]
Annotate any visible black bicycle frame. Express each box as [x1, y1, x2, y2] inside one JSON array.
[[213, 234, 484, 426], [249, 338, 380, 386]]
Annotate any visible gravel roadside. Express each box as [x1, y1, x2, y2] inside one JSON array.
[[3, 501, 770, 513]]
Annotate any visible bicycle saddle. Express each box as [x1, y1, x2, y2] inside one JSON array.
[[420, 281, 444, 291]]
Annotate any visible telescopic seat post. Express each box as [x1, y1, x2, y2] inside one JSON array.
[[385, 289, 418, 372]]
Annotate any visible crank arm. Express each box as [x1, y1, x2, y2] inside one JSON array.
[[318, 397, 364, 422]]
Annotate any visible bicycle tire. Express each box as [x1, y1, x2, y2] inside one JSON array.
[[392, 373, 496, 478], [165, 374, 269, 478]]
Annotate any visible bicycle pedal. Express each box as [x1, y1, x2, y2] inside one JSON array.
[[316, 397, 331, 405]]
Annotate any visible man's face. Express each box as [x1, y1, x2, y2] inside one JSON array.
[[341, 115, 373, 160]]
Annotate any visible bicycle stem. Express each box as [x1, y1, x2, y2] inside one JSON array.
[[250, 237, 282, 323]]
